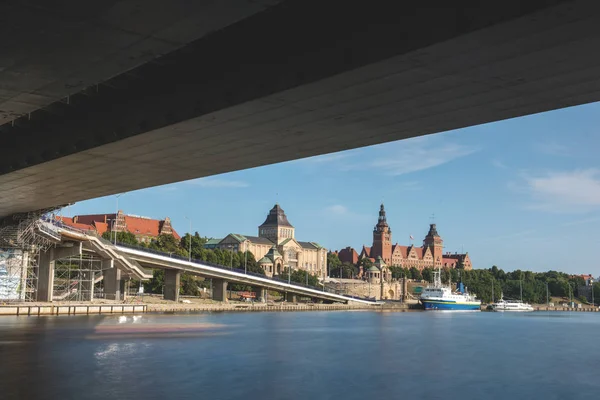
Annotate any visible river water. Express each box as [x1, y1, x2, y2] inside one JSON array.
[[0, 311, 598, 400]]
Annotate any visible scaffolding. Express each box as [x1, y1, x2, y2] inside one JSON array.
[[53, 254, 104, 301], [0, 208, 63, 302]]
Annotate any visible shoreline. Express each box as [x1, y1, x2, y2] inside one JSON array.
[[0, 300, 598, 316]]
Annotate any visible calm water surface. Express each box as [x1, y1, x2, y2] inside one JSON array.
[[0, 311, 598, 400]]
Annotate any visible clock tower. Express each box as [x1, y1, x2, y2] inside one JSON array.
[[423, 223, 443, 267], [371, 204, 392, 264]]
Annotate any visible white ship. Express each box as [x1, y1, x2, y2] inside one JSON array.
[[491, 298, 534, 312], [419, 269, 481, 311]]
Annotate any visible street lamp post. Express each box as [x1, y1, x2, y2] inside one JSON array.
[[184, 216, 192, 262], [228, 245, 233, 269], [244, 241, 248, 274], [114, 193, 123, 245]]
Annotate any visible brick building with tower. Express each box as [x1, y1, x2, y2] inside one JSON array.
[[338, 204, 472, 271]]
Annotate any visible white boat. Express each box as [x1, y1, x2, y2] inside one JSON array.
[[491, 298, 534, 312], [419, 269, 481, 311]]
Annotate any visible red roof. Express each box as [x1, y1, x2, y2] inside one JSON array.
[[338, 247, 359, 264], [361, 246, 371, 257], [56, 216, 95, 231], [392, 244, 409, 258], [63, 212, 180, 240], [442, 257, 458, 266]]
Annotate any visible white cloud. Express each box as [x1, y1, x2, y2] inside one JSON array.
[[523, 169, 600, 212], [491, 159, 508, 169], [185, 178, 249, 188], [326, 204, 349, 215], [535, 141, 570, 156], [368, 142, 480, 176]]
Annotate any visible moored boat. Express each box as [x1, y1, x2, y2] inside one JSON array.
[[491, 298, 534, 312], [419, 269, 481, 311]]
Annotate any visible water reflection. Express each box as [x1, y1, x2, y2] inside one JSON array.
[[0, 312, 598, 400]]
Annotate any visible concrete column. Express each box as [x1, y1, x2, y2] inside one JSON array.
[[103, 260, 121, 301], [37, 251, 55, 302], [285, 292, 297, 303], [164, 269, 181, 302], [254, 287, 265, 302], [36, 244, 83, 302], [212, 278, 228, 302]]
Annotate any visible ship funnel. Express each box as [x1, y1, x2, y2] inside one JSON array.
[[456, 282, 465, 294]]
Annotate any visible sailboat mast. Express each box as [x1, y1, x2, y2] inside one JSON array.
[[492, 277, 495, 303]]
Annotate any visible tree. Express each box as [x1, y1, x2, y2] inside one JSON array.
[[330, 262, 358, 279], [409, 267, 422, 281], [102, 231, 138, 246], [279, 267, 319, 287], [421, 268, 433, 283], [327, 253, 341, 276]]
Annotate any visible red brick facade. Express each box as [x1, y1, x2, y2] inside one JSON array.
[[340, 204, 472, 270]]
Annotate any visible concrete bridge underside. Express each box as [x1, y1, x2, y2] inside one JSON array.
[[2, 0, 600, 217]]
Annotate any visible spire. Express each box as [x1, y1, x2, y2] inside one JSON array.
[[427, 223, 439, 237], [378, 203, 387, 223], [259, 204, 293, 228]]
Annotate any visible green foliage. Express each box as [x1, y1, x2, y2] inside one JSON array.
[[280, 267, 320, 286], [102, 230, 138, 245], [330, 262, 358, 279], [409, 267, 422, 281], [327, 252, 341, 274]]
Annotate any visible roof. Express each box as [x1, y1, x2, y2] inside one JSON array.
[[361, 246, 371, 257], [298, 241, 322, 249], [392, 244, 408, 258], [442, 258, 458, 265], [259, 204, 293, 228], [258, 256, 273, 264], [56, 216, 95, 231], [67, 212, 180, 239], [242, 235, 275, 245], [265, 246, 282, 259], [204, 238, 222, 246], [367, 265, 380, 272], [338, 247, 359, 264]]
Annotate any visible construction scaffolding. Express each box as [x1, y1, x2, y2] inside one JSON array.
[[53, 254, 105, 301], [0, 209, 63, 302]]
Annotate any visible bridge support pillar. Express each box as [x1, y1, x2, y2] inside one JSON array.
[[37, 244, 83, 302], [103, 260, 122, 301], [37, 251, 55, 302], [285, 292, 297, 303], [164, 269, 180, 302], [212, 279, 228, 302], [254, 287, 265, 302]]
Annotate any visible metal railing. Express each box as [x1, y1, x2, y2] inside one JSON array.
[[115, 242, 375, 301]]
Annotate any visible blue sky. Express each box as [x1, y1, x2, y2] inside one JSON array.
[[67, 102, 600, 275]]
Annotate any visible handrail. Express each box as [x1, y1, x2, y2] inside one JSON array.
[[116, 242, 374, 301]]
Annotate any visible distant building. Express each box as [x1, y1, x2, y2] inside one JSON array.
[[337, 247, 359, 265], [58, 210, 180, 243], [577, 274, 596, 303], [337, 204, 472, 271], [205, 204, 327, 278]]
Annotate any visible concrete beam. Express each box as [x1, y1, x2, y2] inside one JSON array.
[[212, 279, 228, 302], [164, 269, 180, 302]]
